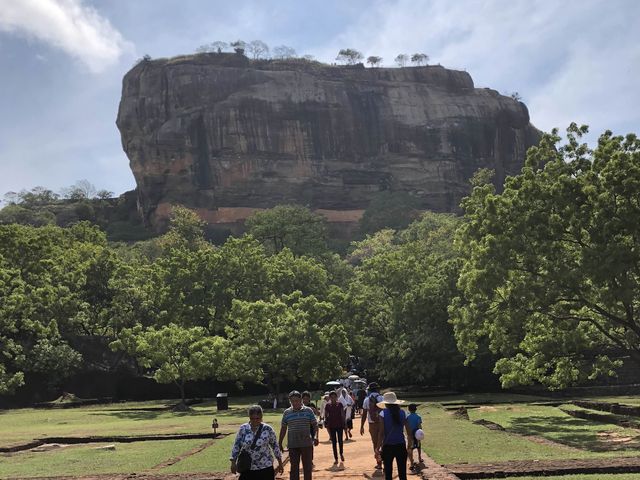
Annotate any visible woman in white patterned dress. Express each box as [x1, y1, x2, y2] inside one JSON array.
[[231, 405, 284, 480]]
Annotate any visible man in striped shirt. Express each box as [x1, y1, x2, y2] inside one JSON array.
[[279, 390, 319, 480]]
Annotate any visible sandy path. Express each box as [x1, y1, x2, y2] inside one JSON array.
[[281, 426, 394, 480]]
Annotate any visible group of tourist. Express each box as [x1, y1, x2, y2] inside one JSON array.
[[229, 383, 424, 480]]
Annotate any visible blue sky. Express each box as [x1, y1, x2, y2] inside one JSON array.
[[1, 0, 639, 198]]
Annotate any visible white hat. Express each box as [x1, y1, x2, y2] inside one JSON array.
[[415, 429, 425, 441], [376, 391, 405, 409]]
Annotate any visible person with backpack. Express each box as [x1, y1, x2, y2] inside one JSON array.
[[375, 392, 411, 480], [359, 382, 384, 470], [230, 405, 284, 480]]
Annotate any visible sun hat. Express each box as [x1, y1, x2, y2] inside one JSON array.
[[415, 429, 425, 441], [376, 391, 405, 409]]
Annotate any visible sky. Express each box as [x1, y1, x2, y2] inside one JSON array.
[[0, 0, 639, 198]]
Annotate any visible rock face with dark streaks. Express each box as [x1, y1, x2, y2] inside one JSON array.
[[116, 53, 540, 229]]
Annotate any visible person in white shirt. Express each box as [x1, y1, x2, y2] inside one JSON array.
[[339, 388, 355, 439]]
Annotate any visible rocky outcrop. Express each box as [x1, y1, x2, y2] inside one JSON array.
[[116, 53, 541, 229]]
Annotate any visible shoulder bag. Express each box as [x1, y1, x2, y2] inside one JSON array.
[[236, 424, 264, 473]]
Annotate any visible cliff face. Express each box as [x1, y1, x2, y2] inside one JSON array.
[[117, 54, 540, 228]]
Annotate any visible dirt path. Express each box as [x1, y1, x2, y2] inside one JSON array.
[[282, 427, 459, 480]]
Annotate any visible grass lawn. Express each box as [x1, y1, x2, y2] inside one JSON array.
[[415, 393, 640, 465], [0, 395, 282, 448], [4, 392, 640, 477], [162, 433, 237, 473], [0, 439, 203, 478], [467, 403, 640, 455]]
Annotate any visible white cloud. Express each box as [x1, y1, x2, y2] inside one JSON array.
[[0, 0, 133, 72], [309, 0, 640, 139]]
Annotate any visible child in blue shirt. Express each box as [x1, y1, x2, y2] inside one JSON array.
[[406, 404, 423, 470]]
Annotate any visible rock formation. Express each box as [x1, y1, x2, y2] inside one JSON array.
[[116, 53, 540, 230]]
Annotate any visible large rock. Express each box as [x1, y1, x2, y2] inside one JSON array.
[[116, 53, 540, 229]]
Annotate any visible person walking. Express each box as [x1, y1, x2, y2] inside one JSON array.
[[339, 388, 354, 439], [302, 391, 319, 466], [324, 390, 346, 463], [406, 403, 424, 471], [360, 382, 384, 470], [230, 405, 284, 480], [376, 392, 411, 480], [279, 390, 319, 480]]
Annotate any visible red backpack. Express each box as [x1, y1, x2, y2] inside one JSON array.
[[368, 392, 381, 423]]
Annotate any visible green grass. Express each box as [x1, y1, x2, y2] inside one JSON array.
[[0, 439, 203, 478], [584, 395, 640, 406], [467, 403, 640, 455], [418, 404, 573, 465], [0, 396, 282, 448], [5, 392, 640, 477], [411, 393, 640, 465], [162, 433, 237, 473]]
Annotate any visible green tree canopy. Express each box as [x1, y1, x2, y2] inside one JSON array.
[[245, 205, 328, 256], [227, 292, 349, 395], [359, 191, 421, 235], [347, 212, 462, 383], [451, 125, 640, 389], [112, 324, 235, 408]]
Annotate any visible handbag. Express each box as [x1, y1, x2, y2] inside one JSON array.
[[236, 424, 263, 473]]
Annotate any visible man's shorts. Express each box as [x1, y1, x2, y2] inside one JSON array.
[[411, 429, 421, 450]]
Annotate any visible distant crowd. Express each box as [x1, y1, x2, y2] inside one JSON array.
[[230, 383, 425, 480]]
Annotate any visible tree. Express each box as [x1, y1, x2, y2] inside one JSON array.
[[0, 223, 114, 394], [160, 205, 207, 251], [195, 44, 212, 53], [230, 40, 247, 55], [395, 54, 409, 67], [211, 41, 228, 53], [247, 40, 269, 60], [112, 324, 235, 409], [411, 53, 429, 66], [0, 205, 55, 226], [227, 293, 349, 395], [62, 180, 96, 201], [366, 56, 383, 67], [346, 212, 463, 384], [510, 91, 523, 101], [336, 48, 364, 65], [196, 41, 228, 54], [245, 205, 328, 257], [302, 54, 315, 62], [266, 248, 329, 297], [273, 45, 296, 59], [451, 124, 640, 390], [3, 191, 18, 205], [359, 191, 422, 235], [96, 189, 113, 200], [13, 186, 59, 207]]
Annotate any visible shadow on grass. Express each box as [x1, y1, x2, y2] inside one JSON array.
[[508, 415, 640, 452]]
